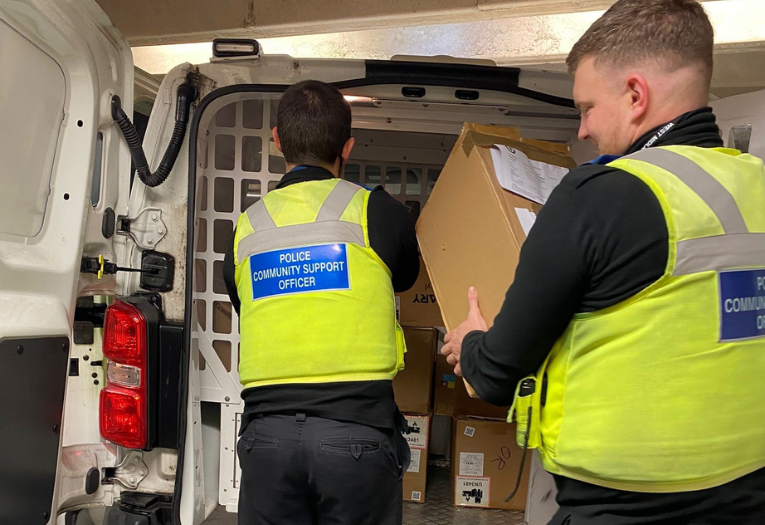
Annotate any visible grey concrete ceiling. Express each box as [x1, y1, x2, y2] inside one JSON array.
[[98, 0, 641, 46], [119, 0, 764, 97]]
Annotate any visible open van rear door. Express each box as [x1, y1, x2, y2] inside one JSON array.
[[0, 0, 132, 523]]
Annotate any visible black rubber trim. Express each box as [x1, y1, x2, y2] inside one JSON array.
[[332, 60, 576, 108], [178, 66, 574, 518]]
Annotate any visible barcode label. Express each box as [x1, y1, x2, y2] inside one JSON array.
[[465, 426, 475, 437], [411, 491, 422, 501]]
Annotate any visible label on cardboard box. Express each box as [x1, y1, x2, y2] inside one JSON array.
[[514, 208, 537, 236], [410, 491, 423, 502], [404, 415, 429, 449], [441, 373, 457, 389], [459, 452, 484, 476], [490, 145, 568, 205], [408, 448, 422, 473], [464, 426, 475, 437], [455, 476, 490, 508]]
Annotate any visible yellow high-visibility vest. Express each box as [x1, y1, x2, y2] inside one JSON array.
[[514, 146, 765, 492], [234, 178, 406, 390]]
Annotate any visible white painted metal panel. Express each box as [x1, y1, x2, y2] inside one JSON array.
[[0, 0, 132, 521]]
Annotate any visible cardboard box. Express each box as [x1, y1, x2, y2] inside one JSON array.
[[395, 256, 444, 327], [403, 414, 431, 503], [417, 123, 576, 332], [393, 327, 437, 414], [525, 452, 560, 525], [451, 417, 531, 510], [434, 342, 511, 420]]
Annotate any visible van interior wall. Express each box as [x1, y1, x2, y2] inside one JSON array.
[[345, 128, 456, 221]]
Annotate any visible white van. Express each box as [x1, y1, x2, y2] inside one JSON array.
[[1, 1, 762, 524]]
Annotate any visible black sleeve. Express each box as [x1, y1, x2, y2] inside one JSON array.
[[460, 167, 669, 406], [367, 188, 420, 293], [223, 233, 241, 315]]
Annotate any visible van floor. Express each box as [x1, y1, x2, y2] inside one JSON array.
[[203, 466, 525, 525]]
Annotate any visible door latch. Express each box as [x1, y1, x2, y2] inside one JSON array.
[[81, 255, 157, 280]]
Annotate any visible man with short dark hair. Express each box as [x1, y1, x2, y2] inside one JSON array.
[[223, 80, 419, 525], [441, 1, 765, 523]]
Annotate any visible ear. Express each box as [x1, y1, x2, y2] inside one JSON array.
[[272, 127, 283, 153], [341, 137, 355, 162], [625, 73, 649, 121]]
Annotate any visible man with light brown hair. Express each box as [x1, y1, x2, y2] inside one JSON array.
[[441, 0, 765, 523]]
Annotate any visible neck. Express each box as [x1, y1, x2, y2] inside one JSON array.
[[286, 161, 340, 177], [634, 104, 705, 142]]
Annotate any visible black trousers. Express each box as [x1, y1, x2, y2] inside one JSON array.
[[548, 467, 765, 525], [237, 414, 409, 525]]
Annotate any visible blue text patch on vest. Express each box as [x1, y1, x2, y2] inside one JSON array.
[[719, 269, 765, 341], [249, 243, 350, 300]]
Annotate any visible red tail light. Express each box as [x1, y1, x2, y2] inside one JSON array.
[[100, 387, 147, 449], [103, 301, 146, 367], [100, 300, 148, 449]]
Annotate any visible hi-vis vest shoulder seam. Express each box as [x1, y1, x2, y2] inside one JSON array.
[[235, 178, 405, 390], [520, 145, 765, 493]]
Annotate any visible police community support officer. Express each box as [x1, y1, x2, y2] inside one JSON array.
[[223, 80, 419, 525], [441, 1, 765, 523]]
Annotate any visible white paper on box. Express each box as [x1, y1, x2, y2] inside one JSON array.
[[404, 415, 429, 449], [410, 491, 422, 502], [490, 145, 569, 204], [459, 452, 484, 476], [455, 476, 491, 507], [464, 426, 476, 438], [514, 208, 537, 236], [408, 448, 422, 473]]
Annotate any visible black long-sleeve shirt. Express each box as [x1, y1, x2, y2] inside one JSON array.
[[223, 166, 419, 432], [460, 108, 765, 522]]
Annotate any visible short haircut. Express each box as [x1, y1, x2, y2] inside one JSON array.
[[567, 0, 714, 86], [276, 80, 352, 166]]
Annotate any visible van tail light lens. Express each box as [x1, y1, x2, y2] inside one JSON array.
[[100, 300, 148, 449], [99, 387, 147, 449], [103, 301, 146, 366]]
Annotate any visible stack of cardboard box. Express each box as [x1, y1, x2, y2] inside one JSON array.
[[393, 260, 441, 503], [394, 123, 577, 511]]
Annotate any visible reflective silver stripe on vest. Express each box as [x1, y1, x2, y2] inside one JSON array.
[[316, 180, 362, 222], [237, 221, 365, 263], [246, 199, 277, 233], [627, 148, 749, 234], [674, 234, 765, 276], [237, 180, 366, 264]]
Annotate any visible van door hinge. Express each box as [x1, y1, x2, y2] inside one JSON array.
[[101, 451, 149, 490], [117, 208, 168, 250]]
